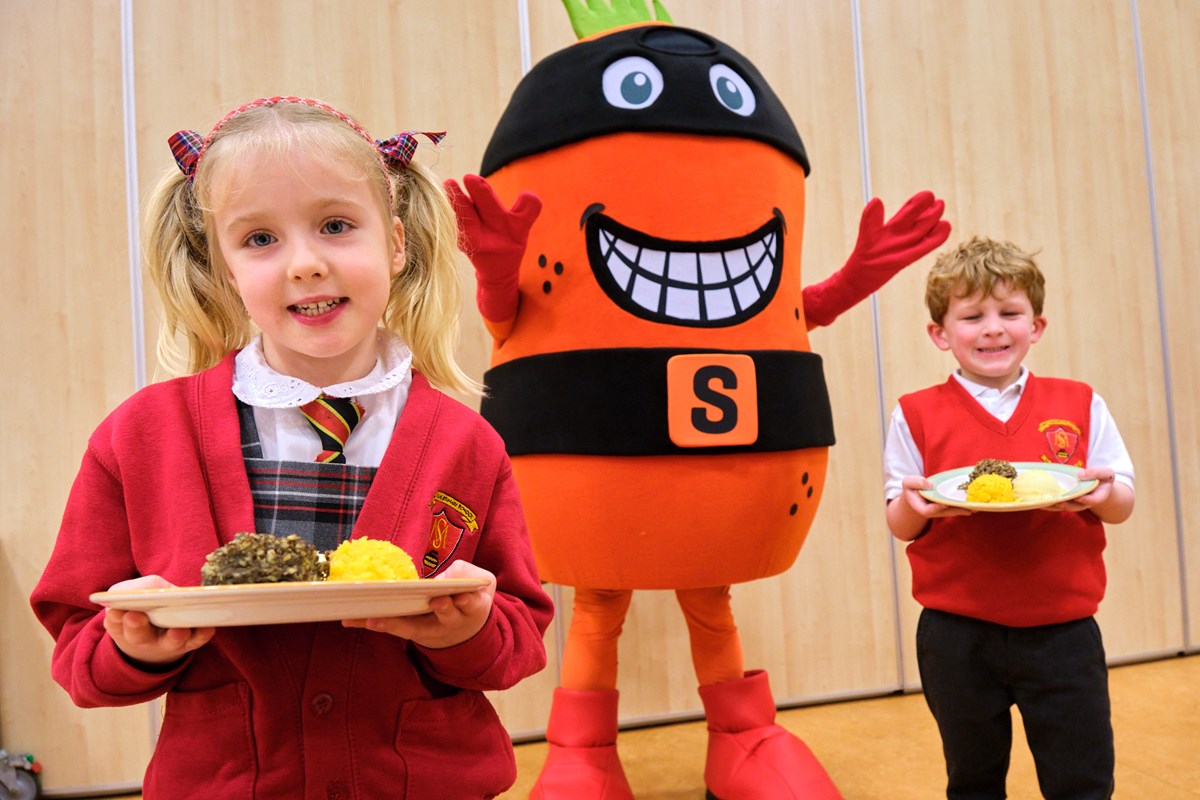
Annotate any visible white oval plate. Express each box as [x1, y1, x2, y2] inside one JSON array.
[[90, 578, 489, 628], [918, 462, 1098, 512]]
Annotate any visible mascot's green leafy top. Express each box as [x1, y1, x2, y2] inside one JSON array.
[[564, 0, 673, 39]]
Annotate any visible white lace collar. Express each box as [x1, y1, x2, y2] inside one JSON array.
[[232, 330, 414, 408]]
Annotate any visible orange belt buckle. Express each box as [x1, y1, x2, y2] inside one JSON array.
[[666, 353, 759, 448]]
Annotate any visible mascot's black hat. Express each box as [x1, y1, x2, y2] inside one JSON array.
[[481, 23, 810, 177]]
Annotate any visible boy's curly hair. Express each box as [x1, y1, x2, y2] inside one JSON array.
[[925, 235, 1046, 323]]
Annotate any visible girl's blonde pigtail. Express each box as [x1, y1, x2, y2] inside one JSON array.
[[387, 161, 483, 398], [143, 170, 250, 376]]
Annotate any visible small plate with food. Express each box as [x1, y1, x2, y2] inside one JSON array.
[[919, 460, 1099, 512], [90, 578, 489, 628], [89, 532, 487, 627]]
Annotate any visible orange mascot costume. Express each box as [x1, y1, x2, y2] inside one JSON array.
[[446, 2, 949, 797]]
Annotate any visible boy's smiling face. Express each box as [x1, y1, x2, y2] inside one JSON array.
[[927, 281, 1046, 389]]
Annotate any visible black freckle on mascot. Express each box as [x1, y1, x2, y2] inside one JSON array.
[[446, 2, 949, 797]]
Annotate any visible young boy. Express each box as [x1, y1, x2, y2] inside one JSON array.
[[883, 235, 1135, 799]]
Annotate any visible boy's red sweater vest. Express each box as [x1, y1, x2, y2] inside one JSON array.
[[899, 374, 1105, 626]]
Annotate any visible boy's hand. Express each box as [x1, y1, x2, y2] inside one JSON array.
[[102, 576, 216, 666], [888, 475, 972, 541], [343, 560, 497, 650], [901, 476, 974, 519], [1046, 467, 1119, 513]]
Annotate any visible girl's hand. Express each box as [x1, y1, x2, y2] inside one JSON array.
[[101, 576, 216, 666], [343, 561, 497, 649]]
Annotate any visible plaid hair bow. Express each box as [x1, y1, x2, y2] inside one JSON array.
[[376, 131, 447, 169], [165, 96, 447, 179], [169, 129, 206, 177]]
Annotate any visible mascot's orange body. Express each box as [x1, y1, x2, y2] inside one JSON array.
[[449, 7, 947, 798], [486, 133, 825, 589]]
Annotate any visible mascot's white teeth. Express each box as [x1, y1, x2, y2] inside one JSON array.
[[584, 207, 785, 327]]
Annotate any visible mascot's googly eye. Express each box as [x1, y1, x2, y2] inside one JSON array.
[[602, 56, 664, 109], [709, 64, 756, 116]]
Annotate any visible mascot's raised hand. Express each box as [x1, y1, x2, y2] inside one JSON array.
[[445, 174, 542, 331], [803, 190, 951, 328]]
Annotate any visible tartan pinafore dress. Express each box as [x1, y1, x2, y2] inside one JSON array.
[[237, 400, 374, 551]]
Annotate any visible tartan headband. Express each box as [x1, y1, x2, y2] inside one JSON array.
[[167, 96, 446, 180]]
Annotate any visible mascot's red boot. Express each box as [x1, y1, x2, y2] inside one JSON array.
[[531, 688, 634, 800], [699, 671, 841, 799]]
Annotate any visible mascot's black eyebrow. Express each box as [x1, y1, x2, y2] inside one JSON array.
[[481, 25, 810, 176]]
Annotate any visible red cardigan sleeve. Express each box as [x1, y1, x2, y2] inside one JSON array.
[[31, 435, 190, 707], [414, 458, 553, 691]]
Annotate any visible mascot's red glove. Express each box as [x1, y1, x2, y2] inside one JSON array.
[[444, 174, 543, 324], [802, 191, 951, 329]]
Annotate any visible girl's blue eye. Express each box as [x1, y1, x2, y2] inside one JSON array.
[[248, 232, 274, 248], [602, 56, 664, 110], [709, 65, 756, 117], [324, 219, 348, 235]]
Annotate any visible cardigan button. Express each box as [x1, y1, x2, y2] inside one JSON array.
[[311, 692, 334, 717]]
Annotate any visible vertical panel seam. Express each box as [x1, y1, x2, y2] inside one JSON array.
[[1129, 0, 1190, 651], [850, 0, 909, 690], [121, 0, 159, 748], [518, 0, 532, 75], [121, 0, 145, 391]]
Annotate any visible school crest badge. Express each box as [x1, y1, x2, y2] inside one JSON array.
[[421, 491, 479, 576], [1039, 419, 1081, 464]]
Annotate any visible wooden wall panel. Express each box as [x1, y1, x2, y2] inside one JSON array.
[[866, 0, 1182, 686], [1140, 0, 1200, 653], [1, 0, 155, 792]]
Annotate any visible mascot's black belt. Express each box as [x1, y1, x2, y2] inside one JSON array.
[[481, 348, 835, 456]]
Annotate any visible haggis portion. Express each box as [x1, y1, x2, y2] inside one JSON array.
[[200, 532, 328, 585]]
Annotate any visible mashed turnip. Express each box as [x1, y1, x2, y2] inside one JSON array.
[[328, 538, 419, 581], [965, 473, 1015, 503], [1013, 469, 1063, 501]]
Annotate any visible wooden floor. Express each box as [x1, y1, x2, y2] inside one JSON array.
[[500, 655, 1200, 799], [100, 654, 1198, 799]]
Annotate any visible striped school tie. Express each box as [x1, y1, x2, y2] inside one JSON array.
[[299, 395, 364, 464]]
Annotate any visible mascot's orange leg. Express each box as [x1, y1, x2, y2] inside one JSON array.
[[679, 587, 844, 800], [532, 588, 634, 800], [676, 586, 744, 685], [536, 587, 842, 798]]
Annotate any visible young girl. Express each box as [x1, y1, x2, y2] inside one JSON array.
[[31, 96, 553, 799]]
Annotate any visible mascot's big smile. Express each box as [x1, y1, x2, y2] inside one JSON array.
[[583, 203, 785, 327]]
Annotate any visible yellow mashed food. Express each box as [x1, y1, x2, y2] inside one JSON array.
[[1013, 468, 1062, 501], [328, 538, 419, 582], [965, 473, 1015, 503]]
